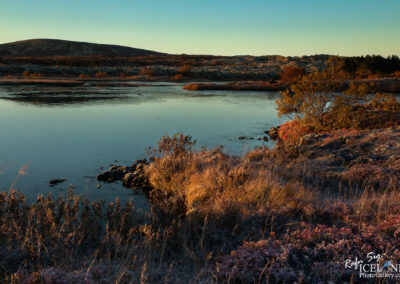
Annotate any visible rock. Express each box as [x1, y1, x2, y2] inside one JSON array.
[[97, 159, 152, 191], [122, 173, 134, 187], [263, 136, 269, 142], [238, 136, 247, 140], [97, 184, 101, 189], [49, 179, 66, 186], [96, 165, 135, 182], [266, 126, 280, 140]]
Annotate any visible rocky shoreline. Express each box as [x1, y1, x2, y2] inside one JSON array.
[[96, 159, 152, 191], [95, 125, 400, 195]]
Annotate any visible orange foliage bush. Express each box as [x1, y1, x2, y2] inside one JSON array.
[[95, 71, 107, 78], [30, 72, 44, 78], [172, 73, 184, 81], [392, 71, 400, 78], [139, 68, 154, 76], [177, 63, 192, 74], [279, 66, 306, 82], [79, 74, 91, 79], [183, 83, 200, 90], [278, 120, 308, 143]]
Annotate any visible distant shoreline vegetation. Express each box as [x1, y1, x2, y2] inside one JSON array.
[[1, 52, 400, 83]]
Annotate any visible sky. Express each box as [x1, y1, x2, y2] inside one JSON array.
[[0, 0, 399, 56]]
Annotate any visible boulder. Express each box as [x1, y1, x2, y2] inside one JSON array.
[[122, 173, 134, 187], [49, 178, 66, 186], [265, 126, 280, 140], [97, 159, 152, 191]]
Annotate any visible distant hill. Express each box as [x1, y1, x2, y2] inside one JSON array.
[[0, 39, 164, 57]]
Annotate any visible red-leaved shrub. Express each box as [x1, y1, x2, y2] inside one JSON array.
[[278, 120, 308, 143]]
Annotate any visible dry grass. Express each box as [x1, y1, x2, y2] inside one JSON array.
[[145, 134, 315, 222], [1, 131, 399, 282]]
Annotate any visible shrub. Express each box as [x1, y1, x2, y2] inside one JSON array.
[[217, 220, 400, 283], [95, 71, 107, 78], [139, 68, 154, 76], [177, 63, 192, 74], [392, 70, 400, 78], [172, 73, 184, 81], [279, 65, 306, 82], [28, 72, 44, 78], [278, 120, 308, 143], [183, 83, 200, 90], [276, 61, 343, 130], [276, 60, 399, 131], [369, 92, 400, 112], [78, 74, 91, 79], [22, 72, 44, 78], [145, 134, 313, 221]]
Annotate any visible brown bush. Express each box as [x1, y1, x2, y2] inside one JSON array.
[[172, 73, 184, 81], [279, 65, 306, 82], [392, 70, 400, 78], [145, 134, 313, 220], [177, 63, 192, 74], [276, 60, 400, 131], [139, 68, 154, 76], [29, 72, 44, 78], [278, 120, 309, 143], [78, 74, 91, 79], [95, 71, 107, 78]]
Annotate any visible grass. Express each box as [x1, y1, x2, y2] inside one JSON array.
[[1, 128, 399, 282]]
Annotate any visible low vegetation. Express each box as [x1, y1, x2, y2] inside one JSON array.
[[2, 124, 399, 282], [279, 65, 306, 83], [183, 81, 285, 91], [276, 60, 400, 132], [336, 55, 400, 78], [1, 59, 399, 282]]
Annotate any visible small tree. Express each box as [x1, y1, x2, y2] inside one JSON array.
[[276, 61, 342, 130], [276, 58, 400, 131], [276, 60, 376, 131]]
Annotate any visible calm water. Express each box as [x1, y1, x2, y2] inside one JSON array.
[[0, 81, 286, 204]]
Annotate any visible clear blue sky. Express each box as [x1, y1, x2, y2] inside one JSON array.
[[1, 0, 399, 56]]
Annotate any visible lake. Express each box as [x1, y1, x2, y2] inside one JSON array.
[[0, 81, 286, 205]]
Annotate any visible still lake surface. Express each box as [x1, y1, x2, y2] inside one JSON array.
[[0, 81, 286, 205]]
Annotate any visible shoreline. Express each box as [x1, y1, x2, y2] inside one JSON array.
[[1, 76, 400, 93]]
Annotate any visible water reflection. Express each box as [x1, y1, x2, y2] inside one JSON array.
[[0, 81, 286, 204]]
